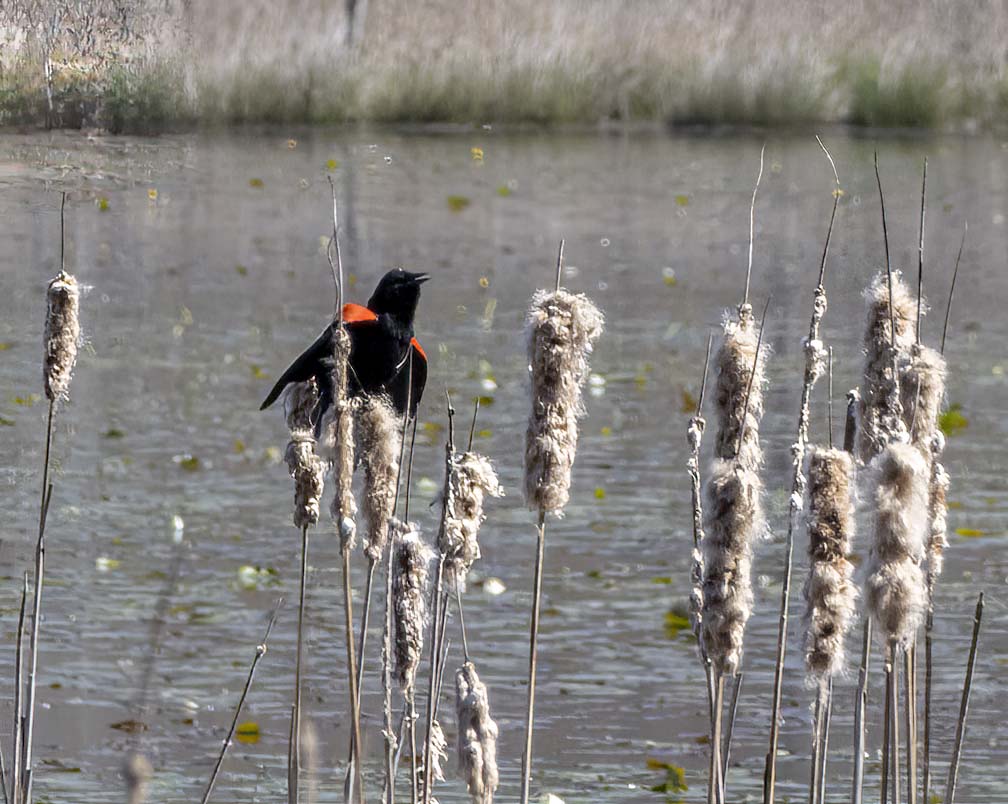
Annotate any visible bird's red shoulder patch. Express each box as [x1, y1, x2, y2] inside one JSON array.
[[411, 337, 427, 361], [342, 303, 379, 324]]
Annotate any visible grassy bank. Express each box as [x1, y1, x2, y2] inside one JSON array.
[[2, 0, 1008, 132]]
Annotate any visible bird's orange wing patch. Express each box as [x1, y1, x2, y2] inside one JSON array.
[[411, 338, 427, 362], [342, 303, 378, 324]]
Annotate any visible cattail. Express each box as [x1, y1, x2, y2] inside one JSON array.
[[687, 413, 707, 650], [802, 447, 857, 683], [857, 271, 916, 462], [927, 460, 949, 592], [523, 288, 604, 514], [456, 661, 499, 804], [864, 442, 929, 646], [701, 458, 760, 677], [43, 271, 81, 402], [901, 343, 947, 450], [393, 522, 433, 690], [326, 328, 357, 550], [284, 381, 326, 530], [428, 719, 448, 784], [357, 393, 403, 562], [713, 304, 768, 471], [440, 452, 504, 593]]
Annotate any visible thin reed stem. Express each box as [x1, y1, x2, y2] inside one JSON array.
[[11, 573, 28, 804], [916, 158, 927, 343], [808, 687, 823, 804], [710, 674, 725, 804], [420, 559, 444, 804], [943, 593, 983, 804], [893, 644, 901, 804], [852, 617, 872, 804], [290, 524, 310, 803], [874, 152, 899, 381], [765, 138, 839, 804], [722, 672, 742, 779], [816, 679, 833, 804], [923, 610, 935, 801], [905, 645, 917, 804], [882, 645, 893, 804], [554, 239, 565, 293], [940, 222, 966, 357], [743, 144, 766, 306], [520, 509, 547, 804], [202, 600, 282, 804], [343, 546, 365, 804], [22, 400, 55, 803]]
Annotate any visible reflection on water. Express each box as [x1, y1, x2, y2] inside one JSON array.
[[1, 129, 1006, 802]]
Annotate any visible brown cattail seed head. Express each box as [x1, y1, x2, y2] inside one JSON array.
[[802, 448, 857, 684], [701, 458, 761, 676], [864, 442, 929, 646], [284, 380, 325, 529], [43, 271, 81, 402], [857, 271, 916, 462], [440, 452, 504, 593], [455, 661, 499, 804], [357, 394, 403, 562], [392, 523, 433, 690], [714, 304, 768, 472], [523, 288, 604, 515], [326, 327, 357, 549]]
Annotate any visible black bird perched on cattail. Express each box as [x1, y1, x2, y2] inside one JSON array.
[[261, 268, 429, 431]]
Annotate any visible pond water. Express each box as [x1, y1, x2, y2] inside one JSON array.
[[1, 128, 1006, 802]]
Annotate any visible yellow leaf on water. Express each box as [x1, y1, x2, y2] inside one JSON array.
[[286, 139, 297, 149], [447, 195, 471, 212], [147, 188, 158, 201], [250, 365, 268, 379], [249, 178, 264, 188], [939, 405, 968, 437], [236, 721, 260, 744], [496, 185, 512, 197], [594, 487, 606, 500], [13, 393, 41, 407], [674, 194, 689, 207], [470, 147, 484, 161], [97, 197, 109, 211], [681, 389, 697, 413], [955, 527, 985, 538], [326, 159, 340, 170], [664, 610, 690, 639]]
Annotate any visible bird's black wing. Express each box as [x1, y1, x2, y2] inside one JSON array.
[[259, 325, 333, 410], [383, 341, 428, 418]]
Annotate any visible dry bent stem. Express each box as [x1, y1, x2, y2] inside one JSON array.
[[764, 137, 840, 804], [202, 600, 282, 804]]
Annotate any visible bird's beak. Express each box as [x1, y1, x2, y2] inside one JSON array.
[[414, 273, 431, 285]]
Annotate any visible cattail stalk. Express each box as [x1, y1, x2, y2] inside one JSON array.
[[124, 753, 152, 804], [764, 136, 839, 804], [284, 380, 327, 804], [202, 601, 281, 804], [422, 396, 457, 804], [24, 222, 81, 802], [802, 447, 856, 802], [520, 245, 603, 804], [943, 593, 983, 804], [456, 662, 500, 804], [11, 573, 28, 804], [392, 523, 432, 804]]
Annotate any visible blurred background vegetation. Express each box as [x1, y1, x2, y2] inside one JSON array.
[[1, 0, 1007, 133]]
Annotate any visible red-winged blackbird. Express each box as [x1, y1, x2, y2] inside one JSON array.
[[260, 269, 429, 433]]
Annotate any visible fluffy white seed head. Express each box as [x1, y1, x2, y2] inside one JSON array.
[[701, 457, 762, 676], [901, 343, 947, 452], [440, 452, 504, 593], [43, 271, 81, 402], [357, 394, 403, 562], [284, 380, 325, 529], [523, 288, 604, 515], [857, 271, 916, 462], [428, 719, 448, 784], [802, 448, 857, 684], [455, 661, 499, 804], [864, 442, 929, 646], [392, 523, 433, 690], [326, 328, 357, 550], [713, 304, 768, 473], [927, 461, 950, 592]]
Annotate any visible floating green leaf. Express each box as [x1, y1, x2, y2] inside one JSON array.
[[447, 195, 471, 212], [652, 576, 673, 585], [326, 159, 340, 170], [103, 428, 125, 439], [496, 185, 512, 197], [235, 264, 248, 276], [594, 487, 606, 500], [249, 178, 264, 188], [939, 404, 968, 437], [97, 197, 109, 211], [0, 415, 14, 427], [681, 389, 697, 413], [13, 393, 41, 407], [664, 610, 690, 639], [178, 455, 200, 471], [647, 757, 688, 798], [674, 194, 689, 207]]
